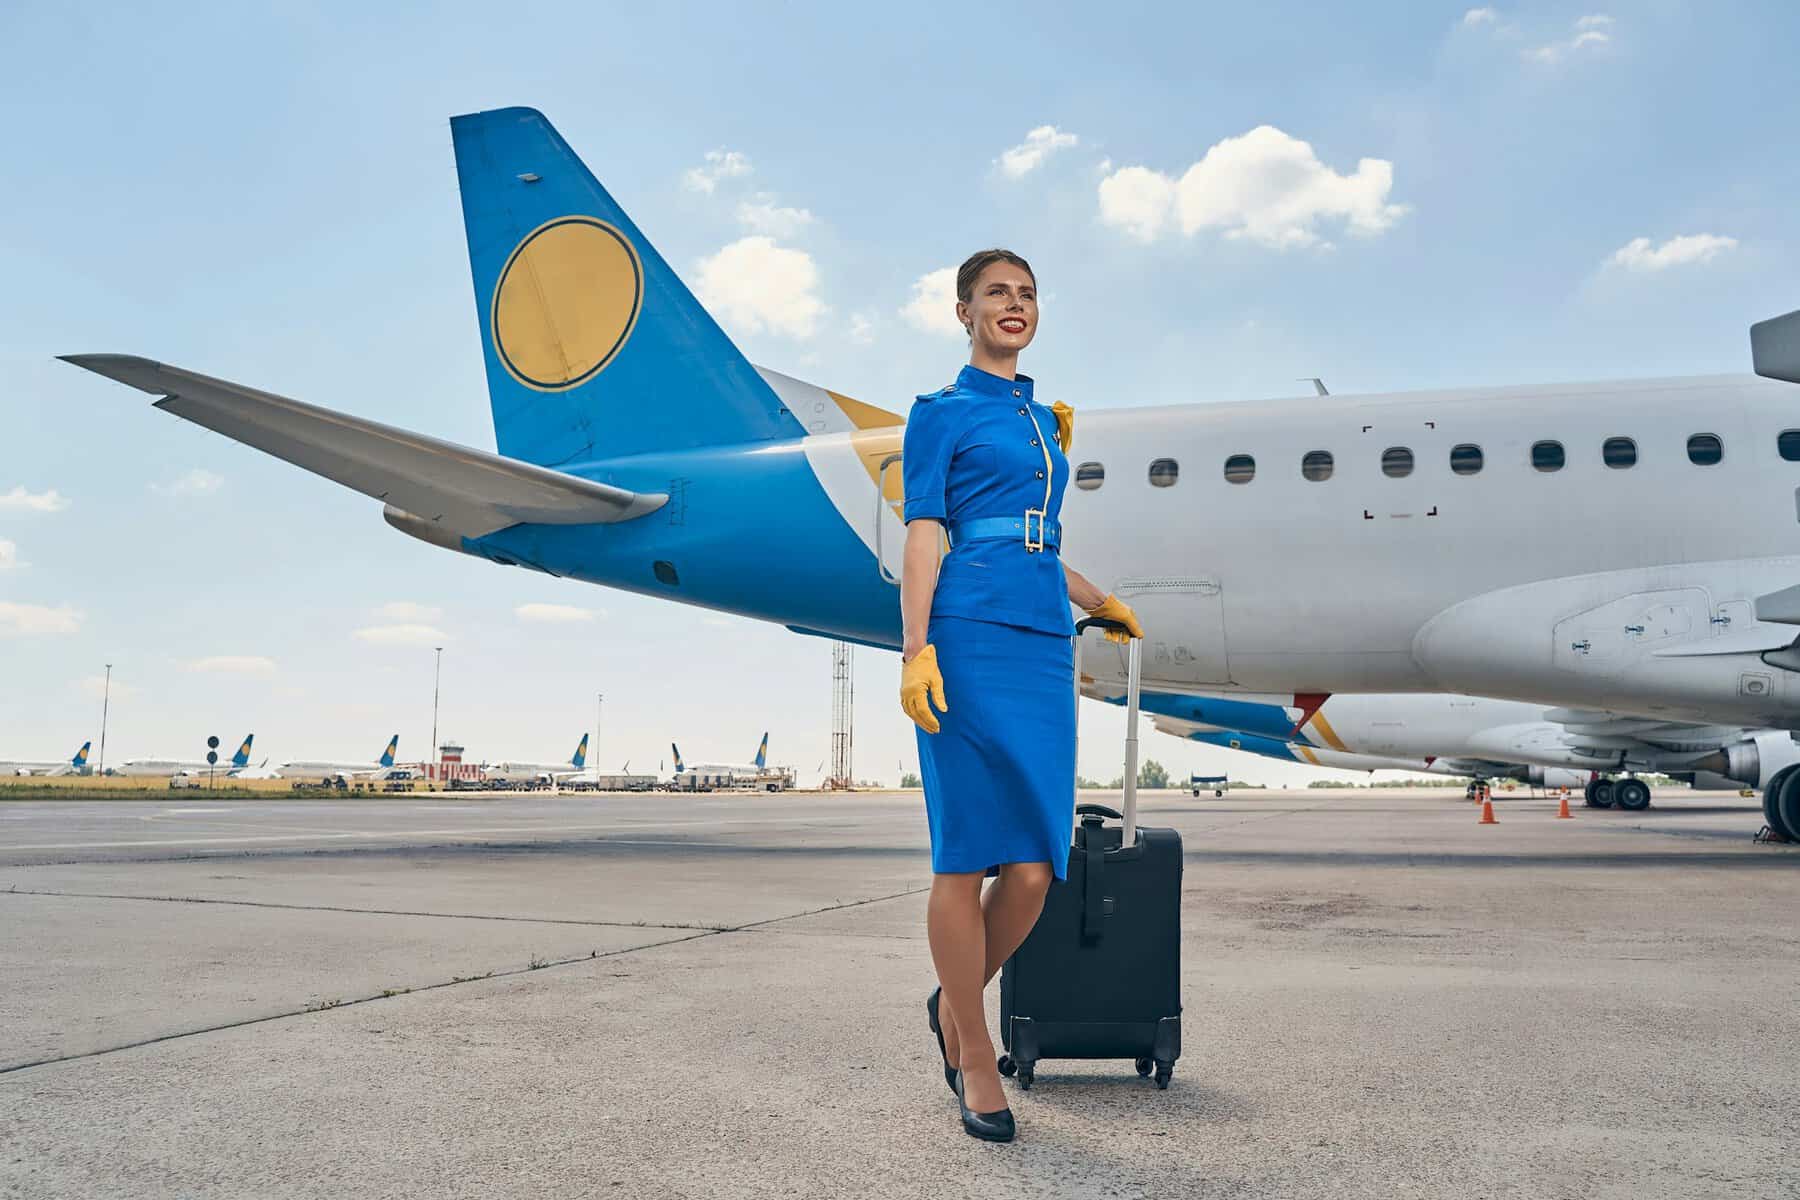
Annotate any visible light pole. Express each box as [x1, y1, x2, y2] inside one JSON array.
[[596, 692, 604, 779], [97, 663, 113, 777], [430, 646, 443, 780]]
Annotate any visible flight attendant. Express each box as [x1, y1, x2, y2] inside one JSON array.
[[898, 248, 1143, 1142]]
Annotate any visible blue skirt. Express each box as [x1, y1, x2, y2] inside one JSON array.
[[916, 615, 1077, 879]]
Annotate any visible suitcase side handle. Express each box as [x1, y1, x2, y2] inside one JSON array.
[[1076, 802, 1122, 821]]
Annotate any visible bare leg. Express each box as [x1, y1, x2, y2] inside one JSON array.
[[927, 871, 1006, 1112], [934, 861, 1055, 1100]]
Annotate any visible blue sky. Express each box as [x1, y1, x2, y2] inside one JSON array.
[[2, 2, 1796, 784]]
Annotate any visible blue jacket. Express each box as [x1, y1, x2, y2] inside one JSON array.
[[902, 364, 1073, 636]]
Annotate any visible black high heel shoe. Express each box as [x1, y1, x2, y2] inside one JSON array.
[[952, 1069, 1016, 1143], [924, 988, 957, 1093]]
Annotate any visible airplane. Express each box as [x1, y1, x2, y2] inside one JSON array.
[[111, 734, 254, 778], [260, 735, 400, 784], [1124, 688, 1794, 811], [1, 741, 92, 777], [483, 733, 589, 786], [60, 105, 1800, 843], [671, 733, 770, 785]]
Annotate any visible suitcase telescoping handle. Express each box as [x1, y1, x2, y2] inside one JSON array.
[[1074, 616, 1143, 845]]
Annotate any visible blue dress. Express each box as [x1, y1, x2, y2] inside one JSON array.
[[903, 364, 1077, 879]]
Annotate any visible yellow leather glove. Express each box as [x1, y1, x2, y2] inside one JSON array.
[[1084, 594, 1145, 644], [1051, 400, 1074, 454], [901, 644, 949, 734]]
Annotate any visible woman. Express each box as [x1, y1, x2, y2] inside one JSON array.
[[898, 248, 1143, 1143]]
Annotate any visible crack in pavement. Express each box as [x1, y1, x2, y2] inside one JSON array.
[[0, 883, 930, 1077], [0, 888, 730, 932]]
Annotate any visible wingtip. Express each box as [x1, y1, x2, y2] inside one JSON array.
[[55, 353, 172, 395]]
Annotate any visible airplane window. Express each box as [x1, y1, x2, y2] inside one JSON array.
[[1381, 447, 1413, 478], [1780, 431, 1800, 462], [1223, 454, 1256, 484], [1301, 450, 1334, 481], [1532, 440, 1565, 472], [1602, 437, 1636, 469], [1687, 433, 1723, 466], [1148, 458, 1179, 487], [1450, 444, 1483, 475], [1074, 461, 1105, 490]]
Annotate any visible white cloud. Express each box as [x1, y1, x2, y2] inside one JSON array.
[[1527, 14, 1613, 62], [0, 486, 69, 514], [682, 149, 752, 194], [0, 539, 18, 570], [1462, 6, 1498, 25], [1607, 233, 1738, 272], [186, 655, 277, 674], [1098, 166, 1178, 242], [354, 623, 448, 647], [376, 601, 443, 623], [0, 601, 81, 636], [848, 312, 876, 346], [75, 673, 136, 701], [515, 602, 598, 623], [900, 267, 965, 338], [736, 197, 815, 238], [997, 125, 1080, 178], [695, 236, 825, 339], [150, 468, 224, 498], [1098, 126, 1409, 250]]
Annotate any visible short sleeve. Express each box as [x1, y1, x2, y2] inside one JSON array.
[[901, 399, 956, 523]]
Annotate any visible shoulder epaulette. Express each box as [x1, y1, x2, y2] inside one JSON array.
[[914, 383, 958, 403]]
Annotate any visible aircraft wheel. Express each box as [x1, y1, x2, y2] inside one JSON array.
[[1583, 780, 1602, 808], [1614, 778, 1652, 812], [1759, 768, 1796, 840], [1773, 769, 1800, 842], [1590, 779, 1616, 809]]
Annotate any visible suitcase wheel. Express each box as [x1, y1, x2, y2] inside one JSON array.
[[996, 1055, 1016, 1078], [1134, 1057, 1153, 1078], [1017, 1064, 1034, 1090], [1153, 1060, 1173, 1090]]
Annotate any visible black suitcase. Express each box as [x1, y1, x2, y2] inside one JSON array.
[[997, 617, 1184, 1089]]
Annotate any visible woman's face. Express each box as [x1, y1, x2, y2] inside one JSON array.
[[957, 262, 1037, 356]]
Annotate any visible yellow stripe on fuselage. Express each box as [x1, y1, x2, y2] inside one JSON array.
[[1305, 710, 1349, 752]]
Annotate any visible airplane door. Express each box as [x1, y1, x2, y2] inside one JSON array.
[[1097, 576, 1231, 685]]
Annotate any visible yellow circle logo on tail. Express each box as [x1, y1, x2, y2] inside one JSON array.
[[491, 216, 643, 391]]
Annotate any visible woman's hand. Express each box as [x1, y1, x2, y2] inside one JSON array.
[[901, 645, 949, 734], [1083, 593, 1145, 644]]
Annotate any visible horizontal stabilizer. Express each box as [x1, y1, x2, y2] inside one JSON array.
[[61, 355, 665, 538], [1751, 308, 1800, 384]]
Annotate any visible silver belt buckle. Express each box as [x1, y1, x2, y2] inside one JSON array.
[[1023, 508, 1046, 553]]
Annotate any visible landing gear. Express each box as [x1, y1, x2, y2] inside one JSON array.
[[1762, 767, 1800, 842], [1586, 778, 1616, 809], [1613, 778, 1652, 812]]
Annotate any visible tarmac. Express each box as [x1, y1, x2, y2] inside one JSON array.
[[1, 787, 1796, 1199]]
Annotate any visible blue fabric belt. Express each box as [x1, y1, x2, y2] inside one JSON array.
[[947, 515, 1061, 549]]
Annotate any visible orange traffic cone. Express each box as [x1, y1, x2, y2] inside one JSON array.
[[1557, 794, 1573, 819], [1479, 797, 1498, 824]]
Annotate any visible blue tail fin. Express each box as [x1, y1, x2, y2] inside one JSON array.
[[754, 733, 767, 769], [451, 107, 805, 467], [380, 735, 398, 768], [72, 741, 91, 767], [671, 742, 684, 773], [571, 733, 588, 769], [231, 735, 254, 769]]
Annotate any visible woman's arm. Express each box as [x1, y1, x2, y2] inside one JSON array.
[[900, 519, 942, 661], [1063, 562, 1107, 614]]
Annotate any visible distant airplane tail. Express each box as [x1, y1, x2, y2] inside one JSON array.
[[230, 734, 254, 769], [71, 740, 91, 768], [754, 732, 768, 770], [379, 735, 398, 768], [671, 742, 684, 773], [571, 732, 589, 769], [449, 107, 806, 469]]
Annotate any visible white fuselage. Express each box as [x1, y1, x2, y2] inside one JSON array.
[[966, 374, 1800, 727]]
